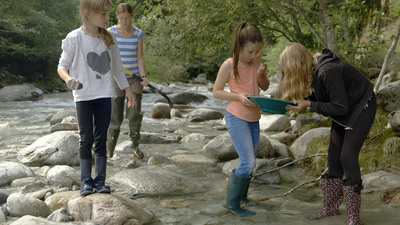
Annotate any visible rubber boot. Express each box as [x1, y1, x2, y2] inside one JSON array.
[[223, 170, 256, 216], [80, 158, 94, 197], [307, 174, 343, 220], [127, 93, 144, 159], [239, 171, 258, 206], [107, 96, 125, 158], [93, 156, 111, 193], [107, 129, 120, 158], [343, 179, 363, 225]]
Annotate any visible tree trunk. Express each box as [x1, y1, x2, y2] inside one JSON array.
[[318, 0, 338, 54], [374, 20, 400, 93]]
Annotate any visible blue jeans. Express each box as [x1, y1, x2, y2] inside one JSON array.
[[76, 98, 111, 159], [226, 112, 260, 178]]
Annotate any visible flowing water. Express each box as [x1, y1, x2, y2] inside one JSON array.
[[1, 89, 400, 224]]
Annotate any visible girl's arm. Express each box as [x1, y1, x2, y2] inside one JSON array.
[[212, 60, 255, 106], [137, 37, 149, 86], [257, 60, 269, 91], [57, 68, 78, 89]]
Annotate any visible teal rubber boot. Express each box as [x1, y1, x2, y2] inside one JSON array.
[[223, 170, 256, 216]]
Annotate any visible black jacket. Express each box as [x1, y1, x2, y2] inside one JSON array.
[[309, 49, 374, 129]]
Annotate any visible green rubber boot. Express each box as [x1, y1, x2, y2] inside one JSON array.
[[223, 170, 256, 216], [107, 96, 125, 158], [126, 93, 144, 159]]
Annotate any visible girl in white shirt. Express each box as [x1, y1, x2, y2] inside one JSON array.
[[57, 0, 135, 197]]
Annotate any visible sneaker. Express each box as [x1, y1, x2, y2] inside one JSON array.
[[132, 145, 144, 159]]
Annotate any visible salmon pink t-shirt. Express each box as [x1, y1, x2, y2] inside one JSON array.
[[226, 58, 261, 122]]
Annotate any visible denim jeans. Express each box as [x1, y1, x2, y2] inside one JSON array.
[[226, 111, 260, 178], [76, 98, 111, 159]]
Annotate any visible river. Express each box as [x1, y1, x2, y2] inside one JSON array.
[[0, 89, 399, 224]]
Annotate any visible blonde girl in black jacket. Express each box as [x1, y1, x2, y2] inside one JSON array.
[[276, 42, 376, 225]]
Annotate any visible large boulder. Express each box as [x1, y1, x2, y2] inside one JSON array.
[[0, 161, 35, 186], [67, 194, 153, 225], [6, 193, 51, 217], [109, 166, 195, 195], [17, 131, 80, 166], [290, 127, 330, 159], [0, 84, 43, 102], [203, 133, 276, 161]]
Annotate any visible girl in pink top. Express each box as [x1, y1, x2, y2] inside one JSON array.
[[213, 22, 269, 216]]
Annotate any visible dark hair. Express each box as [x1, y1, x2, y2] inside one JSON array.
[[231, 22, 263, 80]]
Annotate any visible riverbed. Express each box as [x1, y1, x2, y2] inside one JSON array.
[[1, 89, 399, 224]]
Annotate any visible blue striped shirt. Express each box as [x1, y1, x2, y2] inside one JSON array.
[[108, 25, 144, 77]]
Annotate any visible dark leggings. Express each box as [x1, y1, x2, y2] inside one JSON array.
[[327, 94, 377, 184], [76, 98, 111, 159]]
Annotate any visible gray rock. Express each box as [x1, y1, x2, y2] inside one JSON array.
[[222, 158, 282, 184], [50, 123, 78, 133], [139, 132, 181, 144], [362, 171, 400, 191], [17, 131, 80, 166], [0, 84, 43, 102], [0, 161, 35, 186], [185, 108, 224, 121], [152, 102, 171, 119], [260, 114, 291, 132], [290, 127, 330, 159], [376, 80, 400, 112], [46, 165, 80, 188], [9, 215, 97, 225], [160, 92, 208, 105], [10, 177, 38, 187], [6, 193, 51, 217], [147, 154, 171, 165], [203, 132, 276, 161], [47, 208, 72, 222], [169, 154, 218, 165], [0, 208, 5, 223], [388, 110, 400, 131], [49, 109, 76, 125]]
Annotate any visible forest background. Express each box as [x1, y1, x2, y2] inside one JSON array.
[[0, 0, 399, 91]]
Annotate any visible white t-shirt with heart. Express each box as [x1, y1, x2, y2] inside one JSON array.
[[57, 26, 129, 102]]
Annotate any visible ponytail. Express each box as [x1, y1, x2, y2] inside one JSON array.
[[230, 22, 263, 81], [99, 28, 114, 47]]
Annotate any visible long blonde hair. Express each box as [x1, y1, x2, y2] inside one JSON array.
[[79, 0, 114, 47], [231, 22, 263, 80], [275, 42, 315, 101]]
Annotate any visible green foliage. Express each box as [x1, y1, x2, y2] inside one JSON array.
[[0, 0, 80, 88], [0, 0, 393, 88]]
